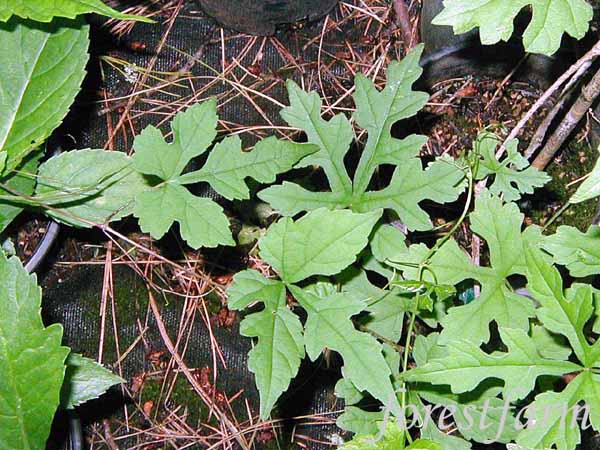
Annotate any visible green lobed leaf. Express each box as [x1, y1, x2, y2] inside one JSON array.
[[474, 132, 549, 201], [0, 18, 89, 174], [0, 253, 69, 449], [61, 353, 123, 409], [259, 46, 466, 231], [404, 327, 581, 400], [0, 0, 153, 22], [517, 371, 600, 450], [0, 150, 41, 233], [227, 270, 304, 419], [433, 0, 593, 56], [413, 334, 518, 444], [525, 246, 600, 367], [403, 192, 540, 345], [570, 150, 600, 203], [132, 101, 312, 249], [259, 208, 381, 284], [177, 135, 317, 200], [133, 100, 218, 181], [542, 225, 600, 277], [291, 286, 400, 414], [135, 183, 234, 248], [35, 149, 151, 227]]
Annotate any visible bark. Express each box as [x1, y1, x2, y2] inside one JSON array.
[[532, 66, 600, 170]]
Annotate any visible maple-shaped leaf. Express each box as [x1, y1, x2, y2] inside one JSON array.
[[0, 0, 152, 22], [0, 253, 69, 449], [290, 286, 400, 414], [403, 192, 540, 345], [132, 100, 315, 249], [517, 371, 600, 450], [433, 0, 593, 56], [259, 208, 381, 284], [412, 333, 518, 444], [474, 132, 549, 201], [542, 225, 600, 277], [525, 246, 600, 367], [404, 327, 581, 401], [337, 341, 471, 450], [259, 45, 466, 231], [227, 270, 304, 419]]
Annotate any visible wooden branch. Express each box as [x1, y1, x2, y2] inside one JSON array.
[[532, 65, 600, 170], [393, 0, 414, 49]]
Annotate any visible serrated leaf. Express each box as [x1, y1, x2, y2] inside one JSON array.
[[259, 46, 465, 231], [291, 286, 399, 414], [0, 253, 69, 449], [525, 246, 600, 367], [135, 183, 234, 248], [403, 192, 539, 345], [178, 136, 317, 200], [227, 270, 304, 419], [0, 18, 89, 174], [404, 327, 581, 400], [0, 150, 41, 233], [542, 225, 600, 277], [61, 353, 123, 409], [35, 149, 150, 227], [0, 0, 152, 22], [517, 371, 600, 450], [570, 151, 600, 203], [433, 0, 593, 56], [259, 208, 381, 284], [335, 377, 364, 407], [474, 132, 549, 201]]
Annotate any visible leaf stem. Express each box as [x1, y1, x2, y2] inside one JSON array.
[[398, 163, 474, 448]]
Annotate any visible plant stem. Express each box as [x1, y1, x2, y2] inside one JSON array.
[[398, 164, 474, 448]]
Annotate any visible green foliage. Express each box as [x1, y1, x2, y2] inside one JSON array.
[[61, 353, 123, 409], [227, 270, 304, 420], [0, 253, 120, 449], [542, 225, 600, 277], [0, 253, 69, 449], [570, 149, 600, 204], [404, 327, 580, 399], [227, 208, 398, 419], [403, 191, 540, 345], [0, 0, 152, 22], [0, 151, 41, 233], [35, 149, 150, 227], [0, 17, 89, 174], [133, 101, 316, 248], [433, 0, 593, 56], [474, 132, 549, 201], [259, 45, 465, 231]]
